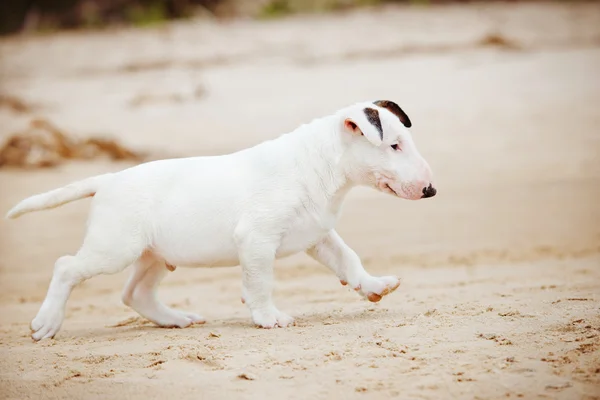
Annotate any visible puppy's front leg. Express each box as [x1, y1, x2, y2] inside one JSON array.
[[307, 230, 400, 302], [235, 227, 294, 329]]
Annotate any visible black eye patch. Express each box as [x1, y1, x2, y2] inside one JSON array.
[[373, 100, 412, 128], [363, 107, 383, 140]]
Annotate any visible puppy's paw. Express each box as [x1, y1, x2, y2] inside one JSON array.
[[252, 309, 278, 329], [273, 310, 295, 328], [360, 276, 401, 303], [252, 308, 295, 329], [176, 311, 206, 325], [154, 313, 195, 328], [31, 303, 65, 341]]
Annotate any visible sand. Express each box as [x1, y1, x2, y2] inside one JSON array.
[[1, 2, 599, 399]]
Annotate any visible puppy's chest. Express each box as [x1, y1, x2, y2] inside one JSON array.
[[278, 208, 338, 255]]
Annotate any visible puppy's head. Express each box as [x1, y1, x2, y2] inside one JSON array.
[[338, 100, 436, 200]]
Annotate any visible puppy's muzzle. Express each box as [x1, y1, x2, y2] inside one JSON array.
[[421, 184, 437, 199]]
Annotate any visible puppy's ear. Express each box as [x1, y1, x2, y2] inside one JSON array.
[[343, 107, 383, 146], [373, 100, 411, 128]]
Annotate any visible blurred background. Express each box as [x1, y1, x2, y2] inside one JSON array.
[[2, 0, 575, 35], [0, 1, 599, 399]]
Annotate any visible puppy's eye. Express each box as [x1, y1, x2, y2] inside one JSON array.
[[391, 144, 400, 151]]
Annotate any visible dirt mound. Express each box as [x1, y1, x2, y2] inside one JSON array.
[[0, 118, 143, 168]]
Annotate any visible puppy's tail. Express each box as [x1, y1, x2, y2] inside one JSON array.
[[6, 173, 114, 219]]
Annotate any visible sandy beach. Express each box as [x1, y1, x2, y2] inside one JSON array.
[[1, 2, 599, 399]]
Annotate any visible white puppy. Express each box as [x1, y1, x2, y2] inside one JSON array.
[[7, 100, 436, 341]]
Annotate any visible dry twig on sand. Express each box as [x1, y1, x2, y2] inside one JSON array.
[[0, 118, 143, 168]]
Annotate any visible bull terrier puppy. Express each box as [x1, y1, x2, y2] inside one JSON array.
[[7, 100, 436, 341]]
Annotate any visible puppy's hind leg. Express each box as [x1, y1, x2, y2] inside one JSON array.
[[31, 246, 142, 341], [121, 253, 205, 328], [31, 206, 149, 341]]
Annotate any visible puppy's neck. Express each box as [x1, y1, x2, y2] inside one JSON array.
[[289, 115, 357, 210]]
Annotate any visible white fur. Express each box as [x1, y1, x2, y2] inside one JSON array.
[[6, 101, 435, 340]]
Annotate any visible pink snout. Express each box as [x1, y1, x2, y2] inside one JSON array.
[[405, 181, 436, 200], [419, 161, 435, 199], [377, 162, 436, 200]]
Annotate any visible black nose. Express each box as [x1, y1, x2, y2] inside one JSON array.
[[421, 184, 436, 199]]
